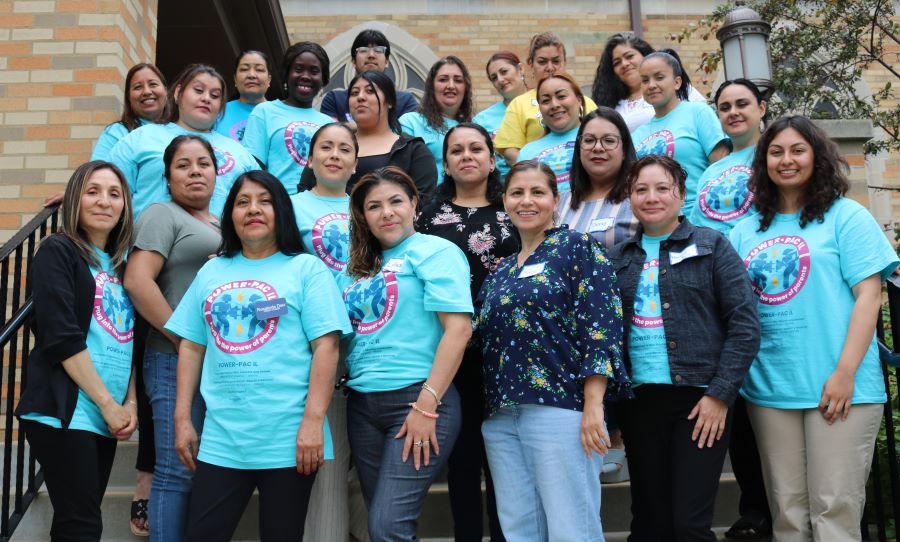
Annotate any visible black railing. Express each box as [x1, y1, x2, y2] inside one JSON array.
[[868, 275, 900, 541], [0, 205, 58, 542]]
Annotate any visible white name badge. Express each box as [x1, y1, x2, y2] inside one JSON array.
[[589, 217, 615, 232], [669, 244, 699, 265], [518, 262, 546, 279], [383, 257, 405, 273]]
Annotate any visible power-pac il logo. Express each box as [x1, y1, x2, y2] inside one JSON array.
[[311, 213, 350, 271], [94, 272, 134, 343], [636, 130, 675, 159], [284, 121, 320, 166], [228, 120, 247, 142], [632, 258, 663, 328], [698, 165, 754, 222], [744, 236, 811, 305], [204, 280, 280, 353], [213, 146, 235, 176], [533, 141, 575, 186], [343, 271, 399, 334]]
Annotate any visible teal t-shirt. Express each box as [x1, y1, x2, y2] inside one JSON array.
[[473, 101, 512, 179], [107, 122, 257, 218], [215, 100, 258, 142], [631, 101, 726, 210], [690, 145, 756, 234], [241, 100, 333, 195], [629, 233, 673, 386], [164, 252, 353, 469], [290, 190, 350, 277], [399, 112, 459, 185], [337, 233, 473, 392], [22, 248, 135, 435], [91, 119, 147, 161], [518, 127, 579, 192], [729, 198, 900, 408]]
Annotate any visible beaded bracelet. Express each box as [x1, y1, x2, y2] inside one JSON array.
[[421, 382, 442, 406], [408, 402, 440, 419]]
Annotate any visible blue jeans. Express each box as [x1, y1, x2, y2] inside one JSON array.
[[482, 404, 605, 542], [143, 346, 205, 542], [347, 383, 461, 541]]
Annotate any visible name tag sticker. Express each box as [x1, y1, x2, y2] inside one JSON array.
[[669, 244, 699, 265], [254, 298, 288, 320], [518, 262, 546, 279], [383, 258, 405, 273], [589, 217, 615, 232]]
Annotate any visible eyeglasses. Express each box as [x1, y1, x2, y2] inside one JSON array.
[[355, 46, 387, 55], [579, 134, 621, 151]]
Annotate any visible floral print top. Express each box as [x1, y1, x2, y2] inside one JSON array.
[[417, 200, 519, 300], [475, 227, 631, 415]]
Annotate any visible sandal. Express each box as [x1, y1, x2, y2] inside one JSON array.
[[724, 510, 772, 540], [130, 499, 150, 537], [600, 447, 629, 483]]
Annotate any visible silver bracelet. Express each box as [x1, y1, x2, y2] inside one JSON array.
[[421, 382, 442, 407]]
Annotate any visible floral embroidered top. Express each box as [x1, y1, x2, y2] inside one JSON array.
[[417, 200, 519, 300], [475, 227, 631, 415]]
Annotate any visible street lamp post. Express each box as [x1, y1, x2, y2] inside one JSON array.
[[716, 1, 774, 99]]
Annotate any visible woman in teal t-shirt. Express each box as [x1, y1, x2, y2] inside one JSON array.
[[92, 63, 168, 161], [166, 170, 352, 541], [631, 51, 728, 210], [518, 73, 585, 192], [729, 116, 899, 541], [17, 161, 138, 541], [399, 56, 475, 186], [339, 166, 473, 540], [215, 50, 272, 142], [473, 51, 529, 179]]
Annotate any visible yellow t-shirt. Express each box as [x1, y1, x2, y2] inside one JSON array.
[[494, 89, 598, 150]]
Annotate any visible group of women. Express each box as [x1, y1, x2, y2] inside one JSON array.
[[17, 26, 898, 542]]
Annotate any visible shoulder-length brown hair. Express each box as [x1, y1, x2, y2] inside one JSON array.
[[419, 56, 474, 132], [121, 63, 167, 131], [750, 116, 848, 232], [347, 166, 420, 278], [59, 160, 134, 278]]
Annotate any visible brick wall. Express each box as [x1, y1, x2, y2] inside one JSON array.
[[0, 0, 158, 241]]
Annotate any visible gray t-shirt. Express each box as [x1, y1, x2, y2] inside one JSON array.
[[134, 201, 221, 354]]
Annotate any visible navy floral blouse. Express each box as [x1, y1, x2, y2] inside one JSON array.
[[475, 226, 631, 415]]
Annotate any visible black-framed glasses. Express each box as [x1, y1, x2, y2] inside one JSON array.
[[355, 46, 387, 55], [579, 134, 621, 151]]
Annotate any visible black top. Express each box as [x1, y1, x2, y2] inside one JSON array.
[[352, 152, 392, 187], [15, 234, 98, 426], [417, 200, 519, 300]]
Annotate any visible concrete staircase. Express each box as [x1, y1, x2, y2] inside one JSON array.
[[11, 435, 750, 541]]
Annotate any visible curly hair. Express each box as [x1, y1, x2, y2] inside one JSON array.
[[437, 123, 504, 205], [419, 56, 474, 132], [750, 116, 849, 231], [590, 32, 654, 108]]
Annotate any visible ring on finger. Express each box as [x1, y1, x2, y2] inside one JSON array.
[[414, 440, 424, 447]]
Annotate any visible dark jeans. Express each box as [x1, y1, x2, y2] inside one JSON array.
[[133, 315, 155, 474], [620, 385, 733, 542], [447, 348, 504, 542], [22, 419, 117, 542], [348, 383, 461, 541], [728, 396, 771, 521], [186, 461, 316, 542]]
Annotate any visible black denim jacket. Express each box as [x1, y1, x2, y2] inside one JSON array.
[[607, 218, 760, 405]]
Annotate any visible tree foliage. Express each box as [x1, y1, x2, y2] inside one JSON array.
[[671, 0, 899, 155]]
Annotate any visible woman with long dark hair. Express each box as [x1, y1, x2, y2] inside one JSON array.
[[729, 116, 899, 541]]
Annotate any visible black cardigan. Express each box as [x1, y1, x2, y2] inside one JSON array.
[[15, 234, 97, 427]]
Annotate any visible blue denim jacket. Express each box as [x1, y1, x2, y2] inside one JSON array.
[[607, 218, 760, 405]]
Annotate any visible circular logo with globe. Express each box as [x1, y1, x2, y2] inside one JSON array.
[[342, 271, 399, 334], [636, 130, 675, 159], [534, 141, 575, 186], [311, 213, 350, 271], [94, 272, 134, 343], [632, 258, 663, 328], [743, 236, 811, 305], [283, 121, 320, 166], [203, 280, 280, 354], [698, 165, 755, 222], [213, 146, 235, 176]]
